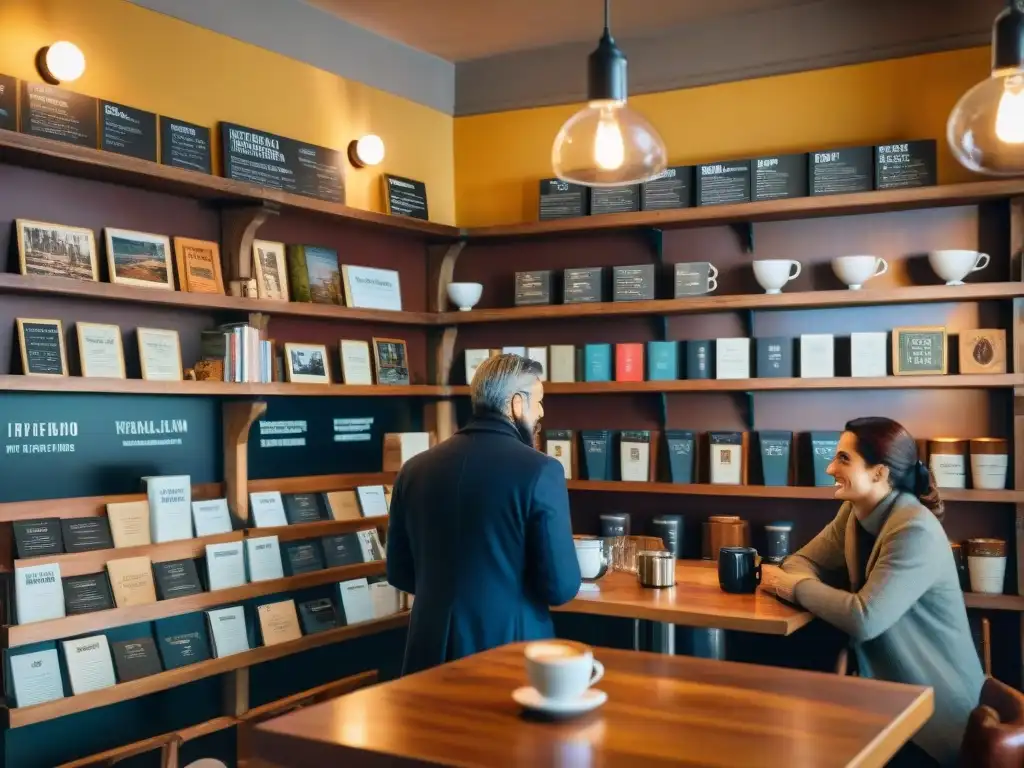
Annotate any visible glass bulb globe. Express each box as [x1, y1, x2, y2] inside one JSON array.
[[552, 100, 667, 187], [355, 134, 385, 166], [45, 41, 85, 83], [948, 68, 1024, 175]]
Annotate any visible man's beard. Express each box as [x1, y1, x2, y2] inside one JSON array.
[[513, 414, 540, 446]]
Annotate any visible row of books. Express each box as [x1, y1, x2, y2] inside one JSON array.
[[4, 575, 402, 709], [13, 527, 385, 627]]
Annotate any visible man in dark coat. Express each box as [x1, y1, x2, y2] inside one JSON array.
[[386, 353, 581, 675]]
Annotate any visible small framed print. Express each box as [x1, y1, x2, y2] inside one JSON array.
[[77, 322, 126, 379], [959, 329, 1006, 374], [137, 328, 182, 381], [285, 343, 331, 384], [372, 337, 410, 386], [252, 239, 290, 301], [16, 219, 98, 282], [16, 318, 68, 377], [104, 228, 173, 290], [893, 326, 947, 376], [173, 237, 224, 294], [339, 339, 373, 385]]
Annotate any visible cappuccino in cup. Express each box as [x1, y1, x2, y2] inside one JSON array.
[[524, 640, 604, 700]]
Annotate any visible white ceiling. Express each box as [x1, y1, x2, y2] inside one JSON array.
[[304, 0, 820, 61]]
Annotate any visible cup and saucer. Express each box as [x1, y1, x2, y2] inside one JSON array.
[[513, 640, 607, 718]]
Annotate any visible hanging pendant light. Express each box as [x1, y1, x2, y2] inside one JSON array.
[[948, 0, 1024, 175], [551, 0, 667, 187]]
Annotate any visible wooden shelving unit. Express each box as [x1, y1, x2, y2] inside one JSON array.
[[0, 376, 453, 397], [4, 613, 408, 728]]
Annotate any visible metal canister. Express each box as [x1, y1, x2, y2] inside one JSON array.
[[637, 550, 676, 588]]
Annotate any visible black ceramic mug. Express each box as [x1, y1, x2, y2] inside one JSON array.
[[718, 546, 761, 594]]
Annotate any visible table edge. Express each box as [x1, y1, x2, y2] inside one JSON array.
[[556, 599, 814, 635]]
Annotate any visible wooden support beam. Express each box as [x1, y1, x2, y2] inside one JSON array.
[[220, 202, 280, 284], [223, 400, 268, 525]]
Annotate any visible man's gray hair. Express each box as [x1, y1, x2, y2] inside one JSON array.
[[470, 354, 543, 416]]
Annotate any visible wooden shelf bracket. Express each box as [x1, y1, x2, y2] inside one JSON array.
[[220, 202, 280, 283], [223, 400, 268, 525]]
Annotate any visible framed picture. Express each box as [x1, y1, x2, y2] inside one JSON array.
[[173, 237, 224, 294], [252, 239, 290, 301], [77, 322, 126, 379], [285, 343, 331, 384], [16, 219, 98, 282], [104, 228, 174, 290], [339, 339, 373, 385], [16, 318, 68, 377], [372, 337, 410, 385], [137, 328, 182, 381], [892, 326, 947, 376], [287, 245, 342, 305]]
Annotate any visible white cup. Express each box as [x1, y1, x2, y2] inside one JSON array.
[[928, 250, 990, 286], [831, 255, 888, 290], [753, 260, 801, 294], [524, 640, 604, 701]]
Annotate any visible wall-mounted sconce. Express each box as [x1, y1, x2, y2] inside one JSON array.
[[36, 41, 86, 85], [348, 134, 385, 168]]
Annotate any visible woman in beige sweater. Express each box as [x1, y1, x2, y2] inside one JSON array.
[[763, 417, 984, 768]]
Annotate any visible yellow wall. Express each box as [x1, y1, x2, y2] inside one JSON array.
[[0, 0, 456, 225], [455, 48, 991, 227]]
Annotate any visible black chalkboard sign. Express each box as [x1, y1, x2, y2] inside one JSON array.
[[220, 122, 344, 203], [0, 73, 15, 132], [20, 82, 97, 148], [160, 116, 212, 174], [383, 174, 429, 220], [874, 140, 936, 190], [539, 179, 587, 219], [100, 100, 157, 161], [810, 146, 873, 196], [894, 327, 947, 375], [0, 393, 220, 501], [641, 166, 693, 211], [18, 319, 66, 376]]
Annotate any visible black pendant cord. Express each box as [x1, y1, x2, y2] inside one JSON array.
[[604, 0, 611, 34]]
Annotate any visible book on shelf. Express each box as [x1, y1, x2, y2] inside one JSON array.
[[191, 498, 232, 537], [143, 475, 194, 543], [62, 634, 117, 695], [154, 613, 212, 670], [206, 605, 250, 658], [205, 540, 247, 590], [110, 635, 163, 683], [245, 535, 285, 582], [199, 313, 273, 383], [337, 578, 374, 624], [15, 562, 65, 625], [8, 646, 64, 707]]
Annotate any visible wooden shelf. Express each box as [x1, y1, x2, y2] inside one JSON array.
[[438, 283, 1024, 325], [450, 375, 1023, 396], [566, 480, 1024, 504], [0, 376, 452, 398], [0, 274, 437, 326], [0, 129, 458, 240], [4, 560, 386, 648], [964, 593, 1024, 611], [13, 517, 385, 578], [4, 612, 409, 728], [468, 178, 1024, 239]]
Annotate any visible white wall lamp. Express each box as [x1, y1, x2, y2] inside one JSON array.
[[348, 134, 385, 168], [36, 41, 86, 85]]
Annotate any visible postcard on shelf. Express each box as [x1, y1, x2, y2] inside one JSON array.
[[800, 334, 835, 378], [191, 498, 232, 537], [851, 332, 888, 377], [287, 244, 343, 305], [155, 614, 212, 670], [62, 635, 117, 695], [15, 562, 65, 625], [206, 606, 250, 658], [16, 218, 98, 282], [282, 493, 325, 525], [342, 265, 402, 311], [76, 322, 126, 379], [13, 518, 64, 559], [620, 431, 653, 482], [545, 430, 575, 480], [299, 597, 339, 634], [246, 535, 285, 582], [373, 337, 410, 385], [709, 432, 744, 485], [107, 556, 158, 608], [322, 533, 366, 567], [61, 517, 114, 554], [357, 485, 389, 518], [153, 559, 204, 600], [205, 540, 247, 590], [358, 529, 386, 562], [258, 599, 303, 646], [893, 326, 947, 376], [323, 490, 362, 522], [715, 338, 750, 380], [338, 578, 374, 625], [145, 475, 194, 543], [282, 540, 326, 576], [250, 491, 288, 528], [285, 342, 331, 385], [137, 327, 183, 381], [62, 572, 116, 615], [103, 228, 174, 290], [340, 339, 373, 384], [111, 636, 163, 683], [252, 239, 290, 300], [959, 329, 1006, 374], [106, 500, 152, 548], [173, 237, 224, 294], [9, 648, 64, 707], [16, 317, 68, 377]]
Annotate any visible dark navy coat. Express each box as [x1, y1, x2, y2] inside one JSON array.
[[386, 415, 581, 675]]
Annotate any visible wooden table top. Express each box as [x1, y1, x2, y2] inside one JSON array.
[[557, 561, 813, 635], [250, 643, 934, 768]]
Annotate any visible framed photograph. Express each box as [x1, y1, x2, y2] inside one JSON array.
[[16, 318, 68, 377], [173, 237, 224, 294], [16, 219, 98, 282], [137, 328, 182, 381], [287, 245, 342, 305], [252, 239, 290, 301], [77, 322, 126, 379], [285, 343, 331, 384], [892, 326, 947, 376], [372, 337, 410, 385], [104, 228, 174, 290], [339, 339, 373, 385]]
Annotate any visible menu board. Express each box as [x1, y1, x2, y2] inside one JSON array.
[[383, 174, 429, 220], [641, 166, 693, 210], [20, 82, 97, 148], [539, 179, 587, 220], [220, 122, 344, 202], [160, 116, 212, 174], [20, 322, 65, 375], [100, 101, 157, 161]]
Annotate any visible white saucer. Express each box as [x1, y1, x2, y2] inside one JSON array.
[[512, 686, 607, 717]]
